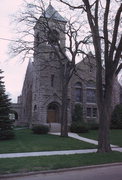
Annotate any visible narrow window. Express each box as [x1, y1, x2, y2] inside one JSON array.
[[93, 108, 97, 117], [75, 82, 82, 102], [51, 75, 54, 87], [34, 105, 37, 111], [86, 108, 92, 117]]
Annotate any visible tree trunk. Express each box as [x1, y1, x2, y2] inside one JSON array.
[[61, 82, 68, 137], [98, 104, 112, 152], [97, 79, 113, 152]]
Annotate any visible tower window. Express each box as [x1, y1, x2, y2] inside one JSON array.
[[48, 29, 60, 45], [51, 74, 55, 87], [49, 52, 57, 60]]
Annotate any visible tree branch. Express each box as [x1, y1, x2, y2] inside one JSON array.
[[103, 0, 110, 63], [115, 63, 122, 76], [59, 0, 86, 11], [109, 3, 122, 61]]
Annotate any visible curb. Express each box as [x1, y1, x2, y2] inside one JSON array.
[[1, 162, 122, 179]]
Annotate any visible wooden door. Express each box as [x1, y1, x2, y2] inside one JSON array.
[[47, 110, 56, 123]]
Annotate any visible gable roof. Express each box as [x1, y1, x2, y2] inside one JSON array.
[[43, 4, 67, 22]]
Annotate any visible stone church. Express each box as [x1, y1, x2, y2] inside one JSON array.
[[16, 4, 121, 131]]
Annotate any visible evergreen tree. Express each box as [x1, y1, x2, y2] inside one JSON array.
[[0, 69, 15, 140]]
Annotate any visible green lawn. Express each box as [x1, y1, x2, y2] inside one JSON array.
[[0, 129, 122, 175], [0, 152, 122, 174], [0, 129, 96, 154], [79, 129, 122, 147], [110, 130, 122, 146]]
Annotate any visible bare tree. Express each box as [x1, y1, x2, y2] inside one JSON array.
[[59, 0, 122, 151], [10, 0, 90, 136]]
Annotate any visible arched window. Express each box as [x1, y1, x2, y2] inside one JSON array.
[[48, 29, 60, 45], [87, 80, 96, 88], [48, 103, 58, 110], [75, 82, 82, 102]]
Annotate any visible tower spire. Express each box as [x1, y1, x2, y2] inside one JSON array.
[[49, 0, 51, 5]]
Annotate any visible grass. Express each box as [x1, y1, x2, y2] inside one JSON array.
[[79, 129, 122, 147], [79, 130, 98, 140], [0, 129, 122, 175], [0, 152, 122, 174], [0, 129, 96, 154], [110, 130, 122, 146]]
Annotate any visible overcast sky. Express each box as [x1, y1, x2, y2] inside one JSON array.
[[0, 0, 66, 103], [0, 0, 64, 103], [0, 0, 29, 103]]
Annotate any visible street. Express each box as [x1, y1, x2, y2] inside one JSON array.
[[2, 164, 122, 180]]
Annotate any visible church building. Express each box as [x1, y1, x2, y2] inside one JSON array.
[[16, 4, 121, 131]]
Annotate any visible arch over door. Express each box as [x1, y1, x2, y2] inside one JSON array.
[[47, 102, 60, 123]]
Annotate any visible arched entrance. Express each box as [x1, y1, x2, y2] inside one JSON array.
[[47, 102, 60, 123]]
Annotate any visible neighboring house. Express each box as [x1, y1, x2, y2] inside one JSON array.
[[14, 4, 121, 131]]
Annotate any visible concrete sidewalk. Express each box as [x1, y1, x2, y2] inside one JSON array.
[[0, 148, 122, 159], [0, 133, 121, 158], [0, 149, 98, 158], [50, 132, 119, 148]]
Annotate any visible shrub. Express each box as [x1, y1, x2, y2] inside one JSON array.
[[0, 129, 15, 140], [32, 125, 49, 134], [111, 104, 122, 129], [72, 104, 84, 122], [88, 123, 99, 130], [71, 104, 88, 133], [70, 122, 89, 133]]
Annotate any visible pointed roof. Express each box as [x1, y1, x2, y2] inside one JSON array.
[[43, 4, 67, 22]]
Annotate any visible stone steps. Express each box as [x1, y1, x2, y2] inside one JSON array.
[[49, 123, 61, 132]]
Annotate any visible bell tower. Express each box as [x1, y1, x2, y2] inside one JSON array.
[[34, 4, 67, 53], [31, 4, 68, 129]]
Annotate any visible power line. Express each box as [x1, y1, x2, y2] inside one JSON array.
[[0, 37, 17, 42]]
